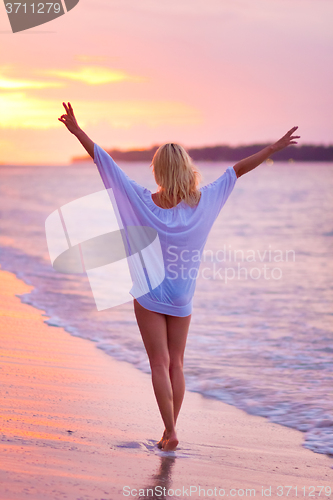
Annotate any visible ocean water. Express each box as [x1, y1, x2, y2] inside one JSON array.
[[0, 159, 332, 459]]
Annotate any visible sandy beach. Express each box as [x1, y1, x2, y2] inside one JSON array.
[[0, 267, 332, 500]]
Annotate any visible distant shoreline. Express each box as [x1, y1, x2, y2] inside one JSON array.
[[72, 144, 333, 163]]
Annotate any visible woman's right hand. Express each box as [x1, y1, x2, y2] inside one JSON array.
[[58, 102, 81, 136]]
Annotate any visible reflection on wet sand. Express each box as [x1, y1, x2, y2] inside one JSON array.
[[138, 456, 176, 500]]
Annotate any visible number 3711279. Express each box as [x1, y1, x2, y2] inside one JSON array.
[[5, 3, 61, 14]]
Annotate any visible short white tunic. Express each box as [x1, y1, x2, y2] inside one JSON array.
[[94, 143, 237, 316]]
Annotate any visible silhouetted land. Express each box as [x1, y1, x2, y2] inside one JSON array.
[[72, 144, 333, 163]]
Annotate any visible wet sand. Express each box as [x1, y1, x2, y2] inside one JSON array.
[[0, 268, 332, 499]]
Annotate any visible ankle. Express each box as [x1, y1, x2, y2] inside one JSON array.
[[165, 427, 176, 436]]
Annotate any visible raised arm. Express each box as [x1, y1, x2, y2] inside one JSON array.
[[58, 102, 95, 160], [233, 126, 300, 178]]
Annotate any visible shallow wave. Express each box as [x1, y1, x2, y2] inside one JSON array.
[[1, 161, 332, 460], [1, 244, 332, 459]]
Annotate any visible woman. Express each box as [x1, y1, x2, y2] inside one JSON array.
[[58, 102, 300, 451]]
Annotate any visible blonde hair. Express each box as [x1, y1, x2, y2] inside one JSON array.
[[151, 143, 201, 208]]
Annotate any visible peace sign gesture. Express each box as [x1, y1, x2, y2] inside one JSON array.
[[58, 101, 94, 158], [58, 102, 81, 135]]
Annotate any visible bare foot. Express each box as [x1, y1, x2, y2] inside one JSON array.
[[162, 430, 178, 451], [157, 430, 167, 449]]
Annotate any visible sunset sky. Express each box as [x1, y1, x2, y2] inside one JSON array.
[[0, 0, 332, 164]]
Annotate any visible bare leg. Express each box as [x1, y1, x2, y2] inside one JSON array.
[[133, 300, 175, 443], [133, 299, 191, 451], [166, 314, 191, 425]]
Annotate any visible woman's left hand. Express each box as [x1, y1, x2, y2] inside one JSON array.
[[273, 126, 300, 152]]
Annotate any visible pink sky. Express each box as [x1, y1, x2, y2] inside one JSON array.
[[0, 0, 332, 164]]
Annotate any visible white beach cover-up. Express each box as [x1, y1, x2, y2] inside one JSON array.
[[94, 143, 237, 317]]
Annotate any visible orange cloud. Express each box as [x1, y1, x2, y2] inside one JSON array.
[[0, 66, 64, 90], [42, 66, 145, 85], [0, 77, 63, 90], [0, 93, 201, 129]]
